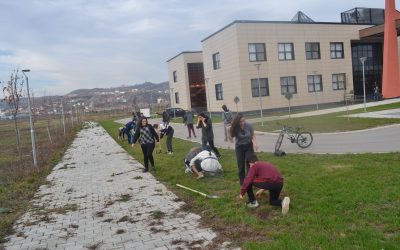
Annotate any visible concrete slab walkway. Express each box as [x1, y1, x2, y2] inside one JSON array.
[[3, 122, 230, 250]]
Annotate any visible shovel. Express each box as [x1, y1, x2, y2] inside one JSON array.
[[176, 184, 219, 199]]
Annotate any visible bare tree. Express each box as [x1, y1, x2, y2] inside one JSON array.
[[1, 69, 24, 161]]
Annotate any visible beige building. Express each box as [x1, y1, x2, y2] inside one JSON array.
[[167, 9, 385, 113], [167, 51, 205, 111]]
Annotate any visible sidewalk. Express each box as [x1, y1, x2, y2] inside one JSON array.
[[246, 98, 400, 123], [3, 122, 228, 250]]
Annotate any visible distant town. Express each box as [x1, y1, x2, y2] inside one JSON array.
[[0, 81, 170, 120]]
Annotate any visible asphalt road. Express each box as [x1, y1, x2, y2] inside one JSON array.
[[116, 118, 400, 154]]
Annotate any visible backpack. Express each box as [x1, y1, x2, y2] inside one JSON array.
[[224, 111, 233, 123]]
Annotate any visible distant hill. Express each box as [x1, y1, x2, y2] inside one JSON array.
[[1, 81, 170, 115], [67, 81, 169, 97]]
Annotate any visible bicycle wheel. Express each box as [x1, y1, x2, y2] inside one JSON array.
[[296, 132, 313, 148], [275, 132, 284, 152]]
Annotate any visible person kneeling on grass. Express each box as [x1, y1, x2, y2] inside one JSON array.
[[239, 154, 290, 215], [189, 148, 222, 179]]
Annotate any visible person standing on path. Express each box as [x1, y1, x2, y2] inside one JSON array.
[[162, 110, 170, 127], [196, 112, 221, 158], [132, 117, 160, 172], [229, 113, 258, 185], [222, 105, 233, 141], [183, 110, 196, 139], [239, 154, 290, 215]]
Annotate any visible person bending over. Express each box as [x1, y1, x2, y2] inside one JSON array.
[[239, 154, 290, 215], [189, 149, 222, 179]]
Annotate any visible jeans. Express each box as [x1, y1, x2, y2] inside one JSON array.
[[223, 123, 230, 141], [140, 142, 155, 170], [187, 124, 196, 137], [201, 138, 220, 157], [166, 130, 174, 152], [235, 144, 254, 185], [247, 182, 283, 206]]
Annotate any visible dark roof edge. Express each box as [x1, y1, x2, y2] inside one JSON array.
[[166, 51, 202, 63], [201, 20, 374, 43]]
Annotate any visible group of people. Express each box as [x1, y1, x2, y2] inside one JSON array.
[[120, 106, 290, 214]]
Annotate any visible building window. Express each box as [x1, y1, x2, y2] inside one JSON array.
[[332, 73, 346, 90], [278, 43, 294, 60], [212, 52, 220, 69], [330, 42, 344, 59], [173, 71, 177, 82], [305, 42, 320, 60], [248, 43, 266, 62], [251, 78, 269, 97], [280, 76, 297, 94], [175, 92, 179, 104], [215, 83, 223, 100], [307, 75, 323, 92]]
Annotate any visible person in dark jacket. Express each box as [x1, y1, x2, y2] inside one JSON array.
[[183, 110, 196, 139], [132, 117, 159, 172], [162, 110, 170, 127], [123, 119, 136, 144], [196, 112, 220, 158], [239, 154, 290, 215]]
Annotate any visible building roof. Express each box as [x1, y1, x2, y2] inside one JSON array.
[[291, 11, 314, 23], [166, 51, 202, 63], [201, 20, 374, 43]]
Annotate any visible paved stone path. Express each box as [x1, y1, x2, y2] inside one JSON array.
[[4, 122, 228, 250]]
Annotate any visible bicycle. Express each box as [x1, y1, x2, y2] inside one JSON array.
[[275, 125, 313, 152]]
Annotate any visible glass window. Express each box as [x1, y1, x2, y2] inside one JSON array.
[[330, 42, 344, 59], [215, 83, 223, 100], [212, 52, 220, 70], [280, 76, 297, 94], [278, 43, 294, 61], [307, 75, 323, 92], [251, 78, 269, 97], [248, 43, 266, 62], [305, 42, 320, 60], [175, 92, 179, 104], [173, 71, 177, 82], [332, 73, 346, 90]]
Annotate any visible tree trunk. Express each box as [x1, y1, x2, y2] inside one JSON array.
[[46, 126, 53, 144], [13, 114, 22, 162]]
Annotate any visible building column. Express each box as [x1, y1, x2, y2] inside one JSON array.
[[382, 0, 400, 98]]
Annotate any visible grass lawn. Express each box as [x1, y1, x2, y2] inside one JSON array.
[[0, 118, 80, 243], [253, 102, 400, 133], [101, 120, 400, 249]]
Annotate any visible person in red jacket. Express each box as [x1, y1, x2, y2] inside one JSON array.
[[239, 154, 290, 215]]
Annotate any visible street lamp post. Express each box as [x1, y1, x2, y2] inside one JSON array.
[[170, 87, 175, 118], [22, 69, 37, 167], [360, 57, 368, 112], [61, 99, 66, 137], [205, 78, 211, 118], [254, 64, 264, 126]]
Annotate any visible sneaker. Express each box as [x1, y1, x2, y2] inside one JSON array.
[[168, 152, 173, 155], [246, 200, 259, 208], [194, 135, 197, 138], [281, 197, 290, 215], [142, 169, 148, 173], [187, 136, 191, 139]]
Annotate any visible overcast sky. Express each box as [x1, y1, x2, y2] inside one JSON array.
[[0, 0, 390, 96]]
